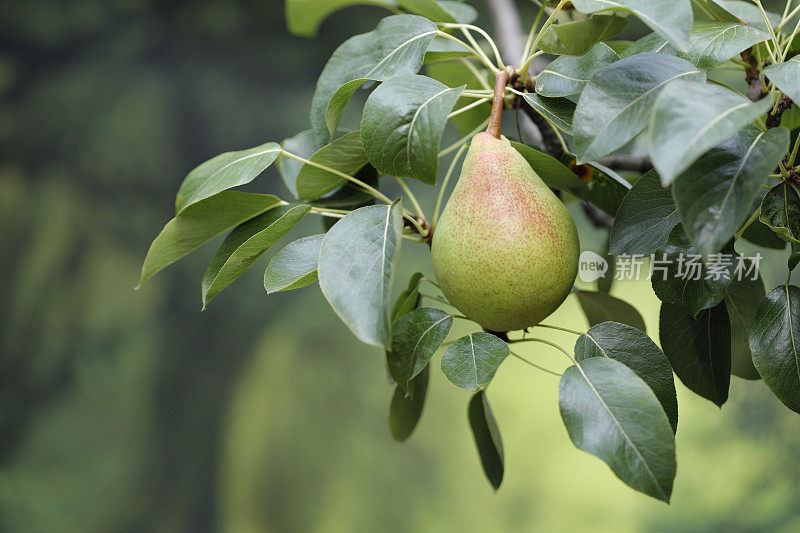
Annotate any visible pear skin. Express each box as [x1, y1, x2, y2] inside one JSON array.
[[431, 132, 580, 332]]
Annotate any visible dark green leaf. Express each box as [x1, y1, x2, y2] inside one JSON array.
[[659, 302, 731, 406], [138, 192, 281, 287], [310, 15, 437, 142], [263, 234, 324, 294], [536, 42, 619, 97], [649, 80, 776, 184], [572, 0, 693, 51], [175, 142, 282, 214], [559, 357, 676, 502], [574, 290, 646, 332], [202, 204, 311, 307], [609, 169, 679, 256], [598, 239, 616, 293], [278, 130, 323, 199], [521, 93, 575, 135], [724, 268, 765, 380], [285, 0, 398, 37], [468, 391, 504, 490], [441, 332, 509, 391], [389, 366, 429, 441], [574, 53, 704, 162], [575, 322, 678, 432], [750, 284, 800, 413], [388, 307, 453, 390], [791, 244, 800, 272], [709, 0, 782, 35], [361, 75, 464, 184], [742, 219, 787, 249], [510, 142, 589, 197], [680, 21, 770, 71], [672, 126, 790, 256], [760, 181, 800, 244], [318, 200, 404, 348], [425, 61, 492, 135], [296, 131, 369, 201], [585, 161, 632, 216], [620, 33, 675, 58], [396, 0, 475, 23], [538, 15, 628, 56], [651, 225, 734, 315], [423, 37, 472, 64], [392, 271, 424, 322]]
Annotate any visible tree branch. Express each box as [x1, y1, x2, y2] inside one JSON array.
[[741, 48, 766, 102]]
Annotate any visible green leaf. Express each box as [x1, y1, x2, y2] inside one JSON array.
[[575, 322, 678, 433], [585, 161, 632, 216], [361, 75, 464, 184], [296, 131, 369, 201], [649, 80, 776, 184], [598, 239, 616, 293], [574, 53, 704, 162], [201, 204, 311, 307], [438, 1, 477, 24], [318, 200, 404, 348], [620, 33, 675, 58], [468, 391, 504, 490], [742, 218, 787, 249], [286, 0, 397, 37], [535, 42, 619, 98], [423, 37, 472, 64], [791, 244, 800, 272], [574, 290, 646, 332], [709, 0, 782, 35], [764, 57, 800, 102], [389, 366, 429, 441], [559, 357, 676, 502], [263, 234, 324, 294], [609, 169, 679, 256], [750, 284, 800, 413], [388, 307, 453, 391], [571, 0, 693, 51], [441, 332, 509, 391], [175, 142, 282, 214], [659, 302, 731, 406], [651, 225, 734, 315], [538, 14, 628, 56], [310, 15, 437, 142], [760, 181, 800, 244], [396, 0, 461, 22], [510, 142, 589, 197], [680, 21, 770, 71], [426, 61, 492, 135], [672, 126, 790, 256], [138, 192, 282, 287], [724, 268, 766, 380], [521, 93, 575, 135], [392, 271, 424, 322], [278, 130, 323, 199]]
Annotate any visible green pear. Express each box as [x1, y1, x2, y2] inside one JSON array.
[[431, 132, 580, 332]]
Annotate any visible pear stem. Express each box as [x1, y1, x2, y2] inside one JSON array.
[[486, 67, 513, 139]]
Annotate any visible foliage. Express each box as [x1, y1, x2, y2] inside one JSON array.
[[139, 0, 800, 502]]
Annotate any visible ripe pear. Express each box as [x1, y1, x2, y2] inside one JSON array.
[[431, 132, 580, 332]]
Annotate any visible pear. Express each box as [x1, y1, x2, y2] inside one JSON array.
[[431, 132, 580, 332]]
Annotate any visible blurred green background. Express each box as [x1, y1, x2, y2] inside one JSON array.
[[1, 1, 799, 531]]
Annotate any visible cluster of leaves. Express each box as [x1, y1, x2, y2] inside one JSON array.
[[139, 0, 800, 502]]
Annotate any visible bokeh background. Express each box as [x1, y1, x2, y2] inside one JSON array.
[[2, 1, 799, 531]]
